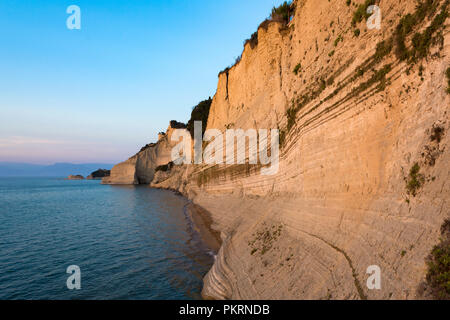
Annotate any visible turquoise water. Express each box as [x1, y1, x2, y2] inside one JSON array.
[[0, 178, 214, 300]]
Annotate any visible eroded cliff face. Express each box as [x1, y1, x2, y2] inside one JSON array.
[[106, 0, 449, 299]]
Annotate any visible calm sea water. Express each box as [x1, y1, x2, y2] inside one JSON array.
[[0, 177, 214, 300]]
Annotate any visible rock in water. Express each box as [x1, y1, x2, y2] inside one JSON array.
[[67, 175, 84, 180]]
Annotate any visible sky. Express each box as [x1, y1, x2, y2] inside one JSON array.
[[0, 0, 285, 165]]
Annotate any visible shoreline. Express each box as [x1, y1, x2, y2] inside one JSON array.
[[184, 202, 222, 253], [152, 186, 223, 299], [151, 187, 222, 253]]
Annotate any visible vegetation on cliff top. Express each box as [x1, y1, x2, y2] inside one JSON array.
[[187, 98, 213, 137], [270, 1, 294, 24], [139, 142, 157, 153], [169, 120, 187, 129], [223, 1, 296, 75]]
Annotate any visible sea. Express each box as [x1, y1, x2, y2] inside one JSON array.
[[0, 177, 214, 300]]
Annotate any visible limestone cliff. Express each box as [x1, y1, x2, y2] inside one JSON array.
[[103, 124, 187, 185], [105, 0, 449, 299]]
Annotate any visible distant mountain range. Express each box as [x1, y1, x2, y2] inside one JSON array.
[[0, 162, 114, 177]]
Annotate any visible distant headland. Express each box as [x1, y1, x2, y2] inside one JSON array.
[[0, 162, 114, 177]]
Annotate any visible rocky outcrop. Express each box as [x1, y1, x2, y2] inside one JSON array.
[[67, 175, 84, 180], [105, 0, 450, 299]]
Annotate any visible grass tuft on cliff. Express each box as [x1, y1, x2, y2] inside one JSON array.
[[248, 224, 283, 256]]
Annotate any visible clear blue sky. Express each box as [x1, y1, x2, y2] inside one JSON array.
[[0, 0, 284, 164]]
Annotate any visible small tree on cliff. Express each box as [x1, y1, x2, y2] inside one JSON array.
[[271, 1, 294, 25]]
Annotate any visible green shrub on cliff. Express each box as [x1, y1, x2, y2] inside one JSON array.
[[187, 98, 213, 138], [334, 35, 343, 47], [293, 63, 302, 75], [373, 39, 393, 63], [425, 219, 450, 300], [446, 67, 450, 94], [352, 0, 376, 26], [406, 163, 425, 197], [394, 0, 447, 62]]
